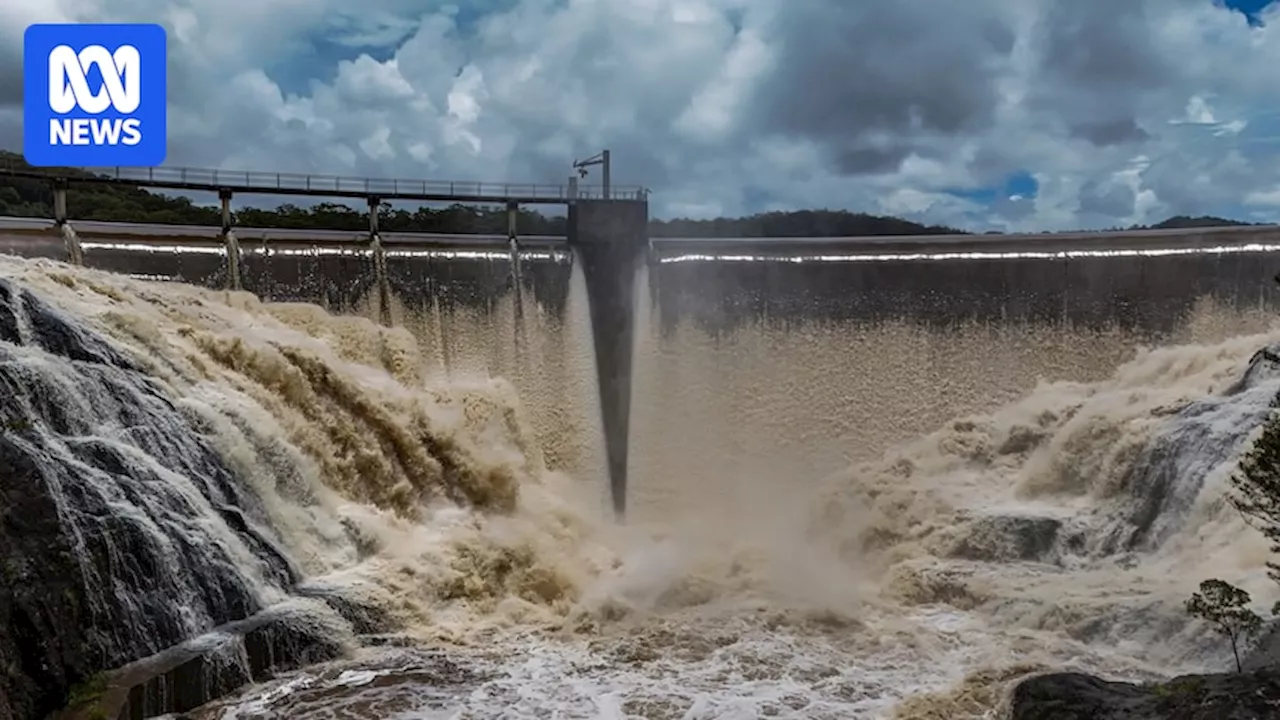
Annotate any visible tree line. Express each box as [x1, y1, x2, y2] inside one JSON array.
[[0, 150, 1255, 236]]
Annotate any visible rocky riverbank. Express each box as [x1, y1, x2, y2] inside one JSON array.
[[1005, 616, 1280, 719], [1006, 668, 1280, 719]]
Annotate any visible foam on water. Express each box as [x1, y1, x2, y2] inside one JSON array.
[[3, 252, 1280, 719]]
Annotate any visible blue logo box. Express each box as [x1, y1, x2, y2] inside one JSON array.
[[23, 23, 167, 167]]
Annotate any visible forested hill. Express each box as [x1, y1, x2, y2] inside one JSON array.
[[0, 150, 1258, 236], [1148, 215, 1253, 229]]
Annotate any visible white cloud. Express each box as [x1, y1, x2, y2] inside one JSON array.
[[1181, 95, 1217, 124], [1, 0, 1279, 230]]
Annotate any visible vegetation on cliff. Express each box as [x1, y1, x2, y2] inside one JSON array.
[[1185, 579, 1263, 672], [1183, 386, 1280, 669], [1174, 383, 1280, 669], [0, 150, 1256, 237]]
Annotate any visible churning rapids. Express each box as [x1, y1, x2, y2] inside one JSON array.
[[3, 253, 1280, 720]]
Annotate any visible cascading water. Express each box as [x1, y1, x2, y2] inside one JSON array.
[[0, 275, 306, 718], [59, 223, 82, 266], [2, 251, 1280, 719]]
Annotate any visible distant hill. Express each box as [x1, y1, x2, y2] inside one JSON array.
[[0, 150, 1261, 236], [1145, 215, 1255, 230], [649, 210, 963, 237]]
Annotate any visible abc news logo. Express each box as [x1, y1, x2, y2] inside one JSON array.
[[48, 44, 143, 147], [23, 23, 167, 167]]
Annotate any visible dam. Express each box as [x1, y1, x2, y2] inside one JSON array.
[[1, 211, 1279, 524]]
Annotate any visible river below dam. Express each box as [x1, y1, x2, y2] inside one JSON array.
[[3, 224, 1280, 718]]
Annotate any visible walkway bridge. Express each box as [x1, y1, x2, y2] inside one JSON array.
[[0, 161, 648, 206]]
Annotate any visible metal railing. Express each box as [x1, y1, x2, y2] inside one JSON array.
[[0, 158, 650, 201]]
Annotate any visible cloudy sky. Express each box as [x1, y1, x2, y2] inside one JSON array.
[[1, 0, 1278, 231]]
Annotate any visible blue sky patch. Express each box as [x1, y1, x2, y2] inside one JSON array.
[[1004, 170, 1039, 199], [264, 3, 515, 97], [946, 170, 1039, 205], [1222, 0, 1274, 25]]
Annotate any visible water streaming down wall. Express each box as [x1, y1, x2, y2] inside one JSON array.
[[627, 234, 1280, 525], [0, 219, 602, 476]]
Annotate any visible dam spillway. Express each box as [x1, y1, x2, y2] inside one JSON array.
[[1, 217, 1279, 519]]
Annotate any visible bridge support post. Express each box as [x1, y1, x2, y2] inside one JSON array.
[[601, 149, 611, 200], [52, 180, 68, 225], [506, 200, 522, 265], [51, 179, 82, 266], [567, 198, 649, 520], [219, 188, 233, 233], [368, 196, 380, 237], [219, 188, 241, 291], [367, 196, 391, 326]]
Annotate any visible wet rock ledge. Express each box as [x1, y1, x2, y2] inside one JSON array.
[[1006, 669, 1280, 720], [51, 589, 398, 720]]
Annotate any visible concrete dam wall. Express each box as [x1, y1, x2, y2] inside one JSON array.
[[1, 217, 1278, 522]]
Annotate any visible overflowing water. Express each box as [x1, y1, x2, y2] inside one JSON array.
[[2, 246, 1280, 719]]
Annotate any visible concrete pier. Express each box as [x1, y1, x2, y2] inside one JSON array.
[[219, 188, 233, 233], [219, 188, 241, 291], [368, 196, 380, 237], [367, 196, 391, 326], [507, 201, 521, 276], [52, 181, 67, 225], [568, 199, 650, 518]]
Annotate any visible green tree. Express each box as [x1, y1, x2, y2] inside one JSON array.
[[1186, 579, 1263, 673]]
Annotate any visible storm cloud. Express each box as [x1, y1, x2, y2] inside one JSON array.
[[0, 0, 1277, 231]]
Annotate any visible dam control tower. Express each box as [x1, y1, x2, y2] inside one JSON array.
[[568, 150, 649, 520]]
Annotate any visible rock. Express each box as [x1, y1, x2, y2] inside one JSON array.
[[49, 602, 349, 720], [293, 583, 398, 636], [1223, 343, 1280, 396], [1006, 669, 1280, 720], [0, 279, 138, 370], [1243, 620, 1280, 671], [945, 514, 1062, 563]]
